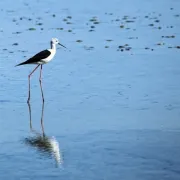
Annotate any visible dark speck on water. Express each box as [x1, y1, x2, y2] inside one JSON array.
[[36, 23, 43, 26], [162, 35, 175, 38], [120, 25, 124, 28], [28, 27, 36, 31], [76, 40, 83, 43], [13, 31, 22, 34], [126, 20, 135, 23], [56, 28, 63, 30], [154, 19, 160, 22], [149, 23, 154, 26], [93, 21, 100, 24], [12, 43, 18, 46]]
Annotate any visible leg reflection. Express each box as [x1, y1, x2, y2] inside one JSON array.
[[41, 102, 45, 137], [25, 102, 62, 166]]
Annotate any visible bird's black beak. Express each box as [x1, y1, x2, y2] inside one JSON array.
[[58, 43, 67, 49]]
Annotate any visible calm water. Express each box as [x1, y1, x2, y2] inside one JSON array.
[[0, 0, 180, 179]]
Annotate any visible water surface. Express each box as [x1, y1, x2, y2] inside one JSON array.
[[0, 0, 180, 179]]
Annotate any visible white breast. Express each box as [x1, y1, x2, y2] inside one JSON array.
[[41, 49, 56, 64]]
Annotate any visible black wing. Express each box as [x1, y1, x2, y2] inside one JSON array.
[[15, 50, 51, 66]]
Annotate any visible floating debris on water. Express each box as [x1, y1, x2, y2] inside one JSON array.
[[162, 35, 175, 38], [89, 18, 97, 22], [166, 26, 173, 28], [28, 28, 36, 31], [125, 47, 131, 51], [122, 15, 128, 20], [126, 20, 135, 23], [84, 46, 94, 50], [118, 46, 124, 49], [156, 42, 165, 46], [36, 23, 43, 26], [12, 43, 18, 46], [76, 40, 83, 43], [12, 32, 22, 34], [128, 37, 138, 39], [154, 19, 160, 23], [56, 28, 63, 30], [149, 24, 154, 26], [106, 39, 113, 42], [118, 44, 132, 51]]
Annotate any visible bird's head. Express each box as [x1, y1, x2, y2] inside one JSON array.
[[51, 38, 66, 48]]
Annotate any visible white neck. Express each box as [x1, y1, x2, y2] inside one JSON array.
[[51, 42, 56, 50]]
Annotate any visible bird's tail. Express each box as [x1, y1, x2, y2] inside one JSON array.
[[15, 61, 27, 67]]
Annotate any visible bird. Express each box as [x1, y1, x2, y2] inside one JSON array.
[[15, 38, 66, 103]]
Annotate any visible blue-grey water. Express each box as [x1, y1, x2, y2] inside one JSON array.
[[0, 0, 180, 179]]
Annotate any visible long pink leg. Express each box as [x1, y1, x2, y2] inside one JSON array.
[[39, 65, 45, 102], [27, 65, 40, 103]]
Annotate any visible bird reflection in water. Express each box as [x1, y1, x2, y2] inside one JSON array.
[[24, 102, 62, 167]]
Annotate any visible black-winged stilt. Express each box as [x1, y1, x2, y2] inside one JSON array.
[[15, 38, 66, 103]]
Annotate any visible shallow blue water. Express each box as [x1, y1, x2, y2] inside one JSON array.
[[0, 0, 180, 179]]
